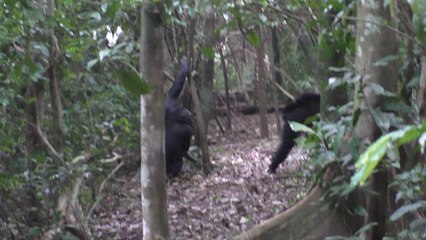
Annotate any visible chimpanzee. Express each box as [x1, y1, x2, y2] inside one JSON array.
[[165, 58, 194, 177], [268, 93, 320, 174]]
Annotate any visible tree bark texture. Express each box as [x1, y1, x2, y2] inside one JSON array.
[[270, 27, 282, 134], [219, 47, 232, 131], [200, 2, 215, 131], [255, 26, 269, 139], [417, 56, 426, 117], [187, 10, 212, 174], [140, 2, 169, 239], [46, 0, 64, 152], [354, 1, 399, 239]]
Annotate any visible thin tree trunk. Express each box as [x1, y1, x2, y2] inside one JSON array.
[[200, 2, 215, 130], [46, 0, 64, 152], [255, 26, 269, 139], [270, 27, 282, 134], [219, 46, 232, 131], [230, 47, 244, 89], [24, 82, 45, 154], [140, 2, 169, 239], [187, 11, 212, 174], [190, 1, 214, 174], [417, 56, 426, 117], [189, 76, 212, 174]]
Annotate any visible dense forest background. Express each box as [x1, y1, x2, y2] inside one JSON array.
[[1, 0, 425, 239]]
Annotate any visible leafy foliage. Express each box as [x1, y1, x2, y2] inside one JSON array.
[[350, 122, 426, 189], [0, 0, 142, 237]]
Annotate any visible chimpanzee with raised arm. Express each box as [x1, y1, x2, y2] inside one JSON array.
[[165, 58, 194, 177], [268, 93, 320, 174]]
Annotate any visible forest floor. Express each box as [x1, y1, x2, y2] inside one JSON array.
[[90, 113, 314, 239]]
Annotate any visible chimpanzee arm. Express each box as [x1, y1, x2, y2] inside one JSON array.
[[167, 57, 189, 103], [268, 123, 297, 173], [268, 93, 320, 174]]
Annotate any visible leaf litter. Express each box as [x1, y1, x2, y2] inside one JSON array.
[[91, 113, 313, 239]]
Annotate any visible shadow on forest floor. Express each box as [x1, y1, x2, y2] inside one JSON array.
[[90, 113, 313, 239]]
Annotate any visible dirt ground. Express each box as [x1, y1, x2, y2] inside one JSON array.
[[90, 113, 313, 239]]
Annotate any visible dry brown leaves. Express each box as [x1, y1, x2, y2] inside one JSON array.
[[91, 113, 312, 239]]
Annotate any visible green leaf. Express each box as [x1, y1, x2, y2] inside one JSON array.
[[99, 49, 110, 61], [89, 12, 102, 22], [201, 47, 214, 59], [246, 29, 260, 48], [34, 43, 50, 58], [350, 134, 392, 188], [101, 3, 109, 13], [86, 59, 98, 69], [350, 122, 426, 190], [4, 0, 17, 6], [24, 55, 38, 75], [409, 0, 426, 42], [393, 122, 426, 145], [373, 55, 398, 67], [289, 121, 315, 134], [390, 201, 426, 221], [113, 70, 151, 97]]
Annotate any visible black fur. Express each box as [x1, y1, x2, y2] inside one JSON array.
[[165, 58, 194, 177], [268, 93, 320, 173]]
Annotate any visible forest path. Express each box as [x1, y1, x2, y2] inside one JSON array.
[[91, 113, 312, 239]]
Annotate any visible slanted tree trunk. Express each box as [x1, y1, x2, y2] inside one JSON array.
[[255, 25, 269, 139], [140, 2, 169, 239], [238, 1, 400, 239]]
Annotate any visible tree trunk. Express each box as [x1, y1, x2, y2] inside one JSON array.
[[219, 46, 232, 131], [46, 0, 64, 152], [24, 82, 45, 154], [354, 1, 399, 239], [417, 56, 426, 117], [189, 76, 212, 174], [270, 27, 282, 134], [140, 2, 169, 239], [255, 26, 269, 139], [188, 2, 216, 174], [200, 2, 215, 130]]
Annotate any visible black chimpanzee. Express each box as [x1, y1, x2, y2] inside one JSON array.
[[165, 58, 194, 177], [268, 93, 320, 174]]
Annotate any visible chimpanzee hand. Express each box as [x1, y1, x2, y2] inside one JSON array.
[[267, 164, 277, 174]]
